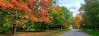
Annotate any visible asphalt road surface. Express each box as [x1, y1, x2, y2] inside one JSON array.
[[59, 29, 90, 36]]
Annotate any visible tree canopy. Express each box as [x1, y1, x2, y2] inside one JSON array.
[[79, 0, 99, 30]]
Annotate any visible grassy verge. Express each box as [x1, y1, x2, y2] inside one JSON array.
[[0, 29, 70, 36], [46, 29, 70, 36], [81, 29, 99, 36]]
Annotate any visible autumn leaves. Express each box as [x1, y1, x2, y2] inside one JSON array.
[[0, 0, 52, 24]]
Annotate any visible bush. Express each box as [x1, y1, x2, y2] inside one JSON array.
[[0, 24, 13, 33], [33, 22, 49, 31]]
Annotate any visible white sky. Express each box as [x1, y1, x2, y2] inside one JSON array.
[[56, 0, 85, 17]]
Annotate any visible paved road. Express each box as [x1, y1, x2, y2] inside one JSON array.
[[59, 29, 90, 36]]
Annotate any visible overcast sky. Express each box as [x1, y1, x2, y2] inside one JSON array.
[[56, 0, 85, 17]]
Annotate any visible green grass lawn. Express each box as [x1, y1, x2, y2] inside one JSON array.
[[81, 29, 99, 36], [0, 29, 70, 36], [47, 29, 70, 36], [17, 29, 71, 36]]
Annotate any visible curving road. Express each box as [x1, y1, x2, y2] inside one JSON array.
[[59, 29, 90, 36]]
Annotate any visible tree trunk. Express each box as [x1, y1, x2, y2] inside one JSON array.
[[29, 28, 30, 31], [13, 24, 16, 35], [61, 27, 62, 29]]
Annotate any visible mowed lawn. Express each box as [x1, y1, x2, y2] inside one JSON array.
[[81, 29, 99, 36], [0, 29, 70, 36]]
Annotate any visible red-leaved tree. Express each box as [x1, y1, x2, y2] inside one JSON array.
[[74, 12, 83, 29], [0, 0, 53, 34]]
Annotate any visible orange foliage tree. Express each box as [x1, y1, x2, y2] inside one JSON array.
[[0, 0, 53, 34], [74, 12, 83, 26]]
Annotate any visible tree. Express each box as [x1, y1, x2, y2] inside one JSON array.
[[47, 5, 73, 29], [79, 0, 99, 30], [74, 12, 83, 29], [61, 6, 73, 28], [0, 0, 52, 34], [49, 5, 66, 29]]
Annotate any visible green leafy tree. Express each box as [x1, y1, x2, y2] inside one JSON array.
[[79, 0, 99, 30]]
